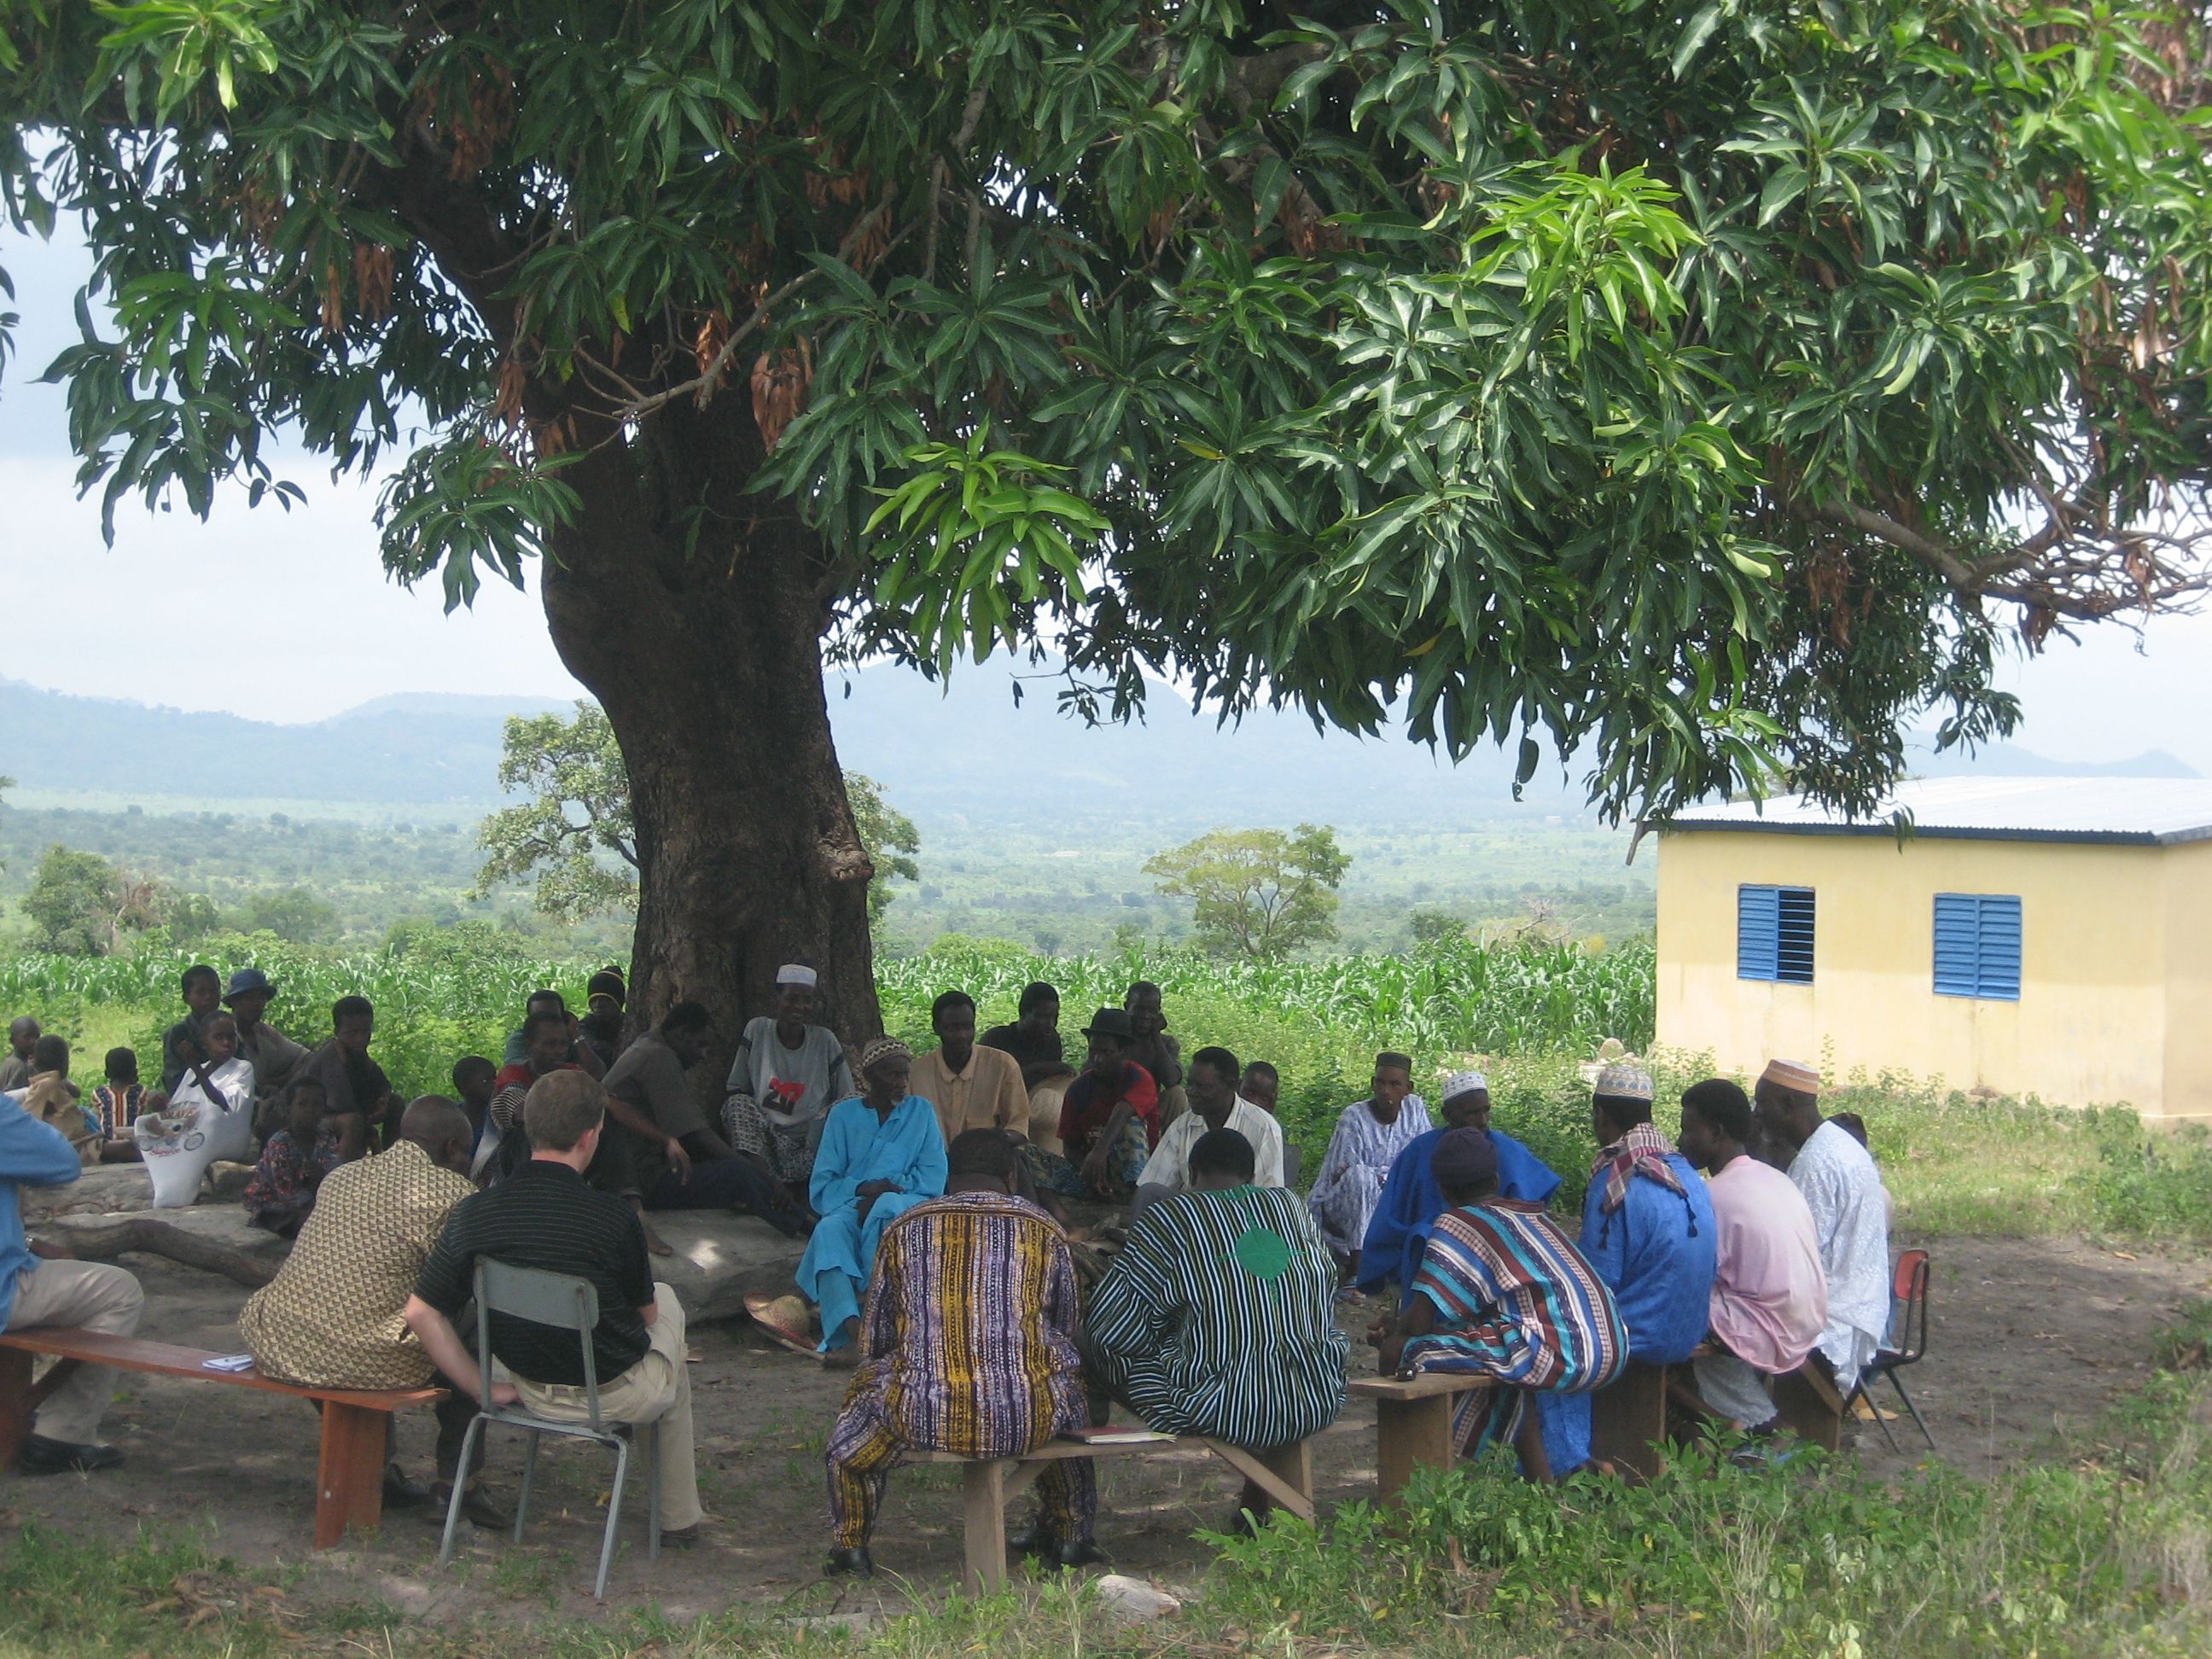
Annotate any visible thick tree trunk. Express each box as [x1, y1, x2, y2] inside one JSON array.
[[535, 405, 882, 1055]]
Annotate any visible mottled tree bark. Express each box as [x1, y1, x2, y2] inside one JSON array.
[[536, 403, 882, 1056]]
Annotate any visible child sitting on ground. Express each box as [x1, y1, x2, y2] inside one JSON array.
[[451, 1055, 498, 1179], [20, 1035, 99, 1164], [92, 1046, 148, 1144], [242, 1079, 345, 1238]]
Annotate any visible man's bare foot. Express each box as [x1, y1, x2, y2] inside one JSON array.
[[641, 1217, 673, 1256]]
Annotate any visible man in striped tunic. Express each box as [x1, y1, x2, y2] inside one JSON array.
[[1087, 1128, 1347, 1524], [824, 1130, 1094, 1578], [1374, 1128, 1627, 1479]]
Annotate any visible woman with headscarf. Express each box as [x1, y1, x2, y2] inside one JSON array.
[[790, 1037, 947, 1365]]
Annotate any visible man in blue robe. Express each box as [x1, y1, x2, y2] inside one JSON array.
[[795, 1037, 948, 1364], [1358, 1069, 1562, 1300], [1537, 1061, 1716, 1472]]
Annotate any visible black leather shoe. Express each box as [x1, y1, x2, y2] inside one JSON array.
[[428, 1481, 510, 1531], [16, 1435, 124, 1475], [825, 1545, 875, 1578], [1007, 1520, 1050, 1556], [1050, 1538, 1109, 1569], [382, 1466, 432, 1509]]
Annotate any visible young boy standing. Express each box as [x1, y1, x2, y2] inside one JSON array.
[[160, 965, 224, 1091], [92, 1049, 147, 1142]]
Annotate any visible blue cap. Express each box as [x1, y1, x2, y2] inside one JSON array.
[[223, 968, 276, 1004]]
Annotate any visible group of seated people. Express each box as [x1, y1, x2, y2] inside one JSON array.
[[0, 961, 1890, 1582], [1313, 1053, 1890, 1475]]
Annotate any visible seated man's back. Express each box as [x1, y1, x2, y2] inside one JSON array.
[[1089, 1138, 1347, 1450], [419, 1155, 653, 1387], [863, 1189, 1084, 1447]]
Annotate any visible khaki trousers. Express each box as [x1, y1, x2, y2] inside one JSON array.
[[515, 1284, 701, 1530], [6, 1260, 145, 1444]]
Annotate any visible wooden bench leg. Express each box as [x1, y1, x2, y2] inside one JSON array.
[[0, 1346, 31, 1469], [959, 1458, 1010, 1595], [1374, 1392, 1458, 1507], [1772, 1365, 1843, 1452], [315, 1403, 388, 1548], [1206, 1440, 1317, 1524], [1591, 1361, 1669, 1481]]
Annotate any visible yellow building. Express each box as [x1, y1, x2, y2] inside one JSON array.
[[1656, 777, 2212, 1121]]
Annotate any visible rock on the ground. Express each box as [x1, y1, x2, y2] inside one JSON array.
[[643, 1211, 809, 1323], [21, 1160, 250, 1219], [43, 1202, 293, 1263], [1091, 1575, 1181, 1626]]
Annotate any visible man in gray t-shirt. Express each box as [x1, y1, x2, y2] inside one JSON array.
[[720, 967, 853, 1186]]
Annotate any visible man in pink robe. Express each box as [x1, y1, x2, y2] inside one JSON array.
[[1676, 1079, 1827, 1431]]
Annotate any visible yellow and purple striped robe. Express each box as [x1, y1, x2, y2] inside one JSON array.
[[826, 1190, 1093, 1547]]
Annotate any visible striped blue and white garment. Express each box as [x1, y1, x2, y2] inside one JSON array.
[[1401, 1200, 1627, 1467], [1087, 1183, 1348, 1450]]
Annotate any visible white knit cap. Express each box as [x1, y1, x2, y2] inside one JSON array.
[[776, 963, 818, 989], [1439, 1068, 1489, 1103]]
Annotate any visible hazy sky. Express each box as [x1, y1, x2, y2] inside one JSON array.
[[5, 224, 2208, 768]]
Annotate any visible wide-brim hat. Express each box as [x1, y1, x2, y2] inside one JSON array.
[[223, 968, 276, 1004], [1081, 1007, 1136, 1043]]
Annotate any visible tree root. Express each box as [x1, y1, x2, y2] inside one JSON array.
[[45, 1217, 281, 1289]]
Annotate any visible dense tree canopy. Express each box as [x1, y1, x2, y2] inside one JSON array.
[[5, 0, 2211, 1009]]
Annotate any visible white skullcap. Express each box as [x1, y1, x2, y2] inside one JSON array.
[[776, 963, 818, 989], [1761, 1057, 1820, 1096], [1440, 1068, 1489, 1103]]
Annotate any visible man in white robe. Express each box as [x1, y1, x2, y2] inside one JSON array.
[[1306, 1051, 1429, 1285], [1750, 1058, 1889, 1392]]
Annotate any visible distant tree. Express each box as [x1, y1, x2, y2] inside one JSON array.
[[17, 845, 168, 955], [238, 887, 341, 946], [474, 702, 917, 930], [166, 890, 225, 947], [846, 774, 921, 928], [1410, 909, 1469, 949], [472, 704, 638, 923], [1145, 825, 1350, 959]]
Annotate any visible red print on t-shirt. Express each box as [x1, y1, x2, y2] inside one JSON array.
[[768, 1077, 806, 1109]]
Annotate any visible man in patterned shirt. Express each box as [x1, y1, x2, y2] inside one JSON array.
[[238, 1096, 507, 1526], [823, 1129, 1095, 1578], [1087, 1127, 1347, 1527]]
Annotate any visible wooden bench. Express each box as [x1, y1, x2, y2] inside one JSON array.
[[920, 1434, 1314, 1592], [1348, 1372, 1492, 1505], [1591, 1359, 1672, 1479], [1675, 1344, 1846, 1454], [0, 1329, 443, 1548]]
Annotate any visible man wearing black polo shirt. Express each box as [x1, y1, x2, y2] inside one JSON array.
[[403, 1069, 703, 1542]]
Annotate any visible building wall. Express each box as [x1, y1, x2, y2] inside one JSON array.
[[1656, 830, 2181, 1116], [2161, 841, 2212, 1122]]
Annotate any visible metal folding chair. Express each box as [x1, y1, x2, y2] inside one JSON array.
[[1843, 1248, 1936, 1453], [437, 1259, 662, 1599]]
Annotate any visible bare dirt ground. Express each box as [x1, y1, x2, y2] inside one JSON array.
[[3, 1230, 2205, 1627]]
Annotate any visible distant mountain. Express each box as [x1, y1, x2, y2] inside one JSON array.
[[1905, 739, 2199, 780], [0, 678, 570, 806], [1, 668, 2193, 827]]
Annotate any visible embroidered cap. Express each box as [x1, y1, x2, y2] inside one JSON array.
[[1592, 1062, 1655, 1103], [1760, 1057, 1821, 1096], [1439, 1068, 1489, 1104], [776, 963, 819, 989]]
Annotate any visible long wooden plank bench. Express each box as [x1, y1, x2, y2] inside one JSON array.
[[0, 1328, 443, 1547], [920, 1434, 1314, 1592]]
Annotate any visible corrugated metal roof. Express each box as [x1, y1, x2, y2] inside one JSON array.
[[1662, 776, 2212, 847]]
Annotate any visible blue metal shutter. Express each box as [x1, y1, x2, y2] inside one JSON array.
[[1976, 894, 2022, 999], [1738, 886, 1779, 981], [1934, 894, 2022, 1000], [1775, 888, 1816, 984]]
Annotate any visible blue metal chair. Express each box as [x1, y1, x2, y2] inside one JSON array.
[[437, 1260, 661, 1599]]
